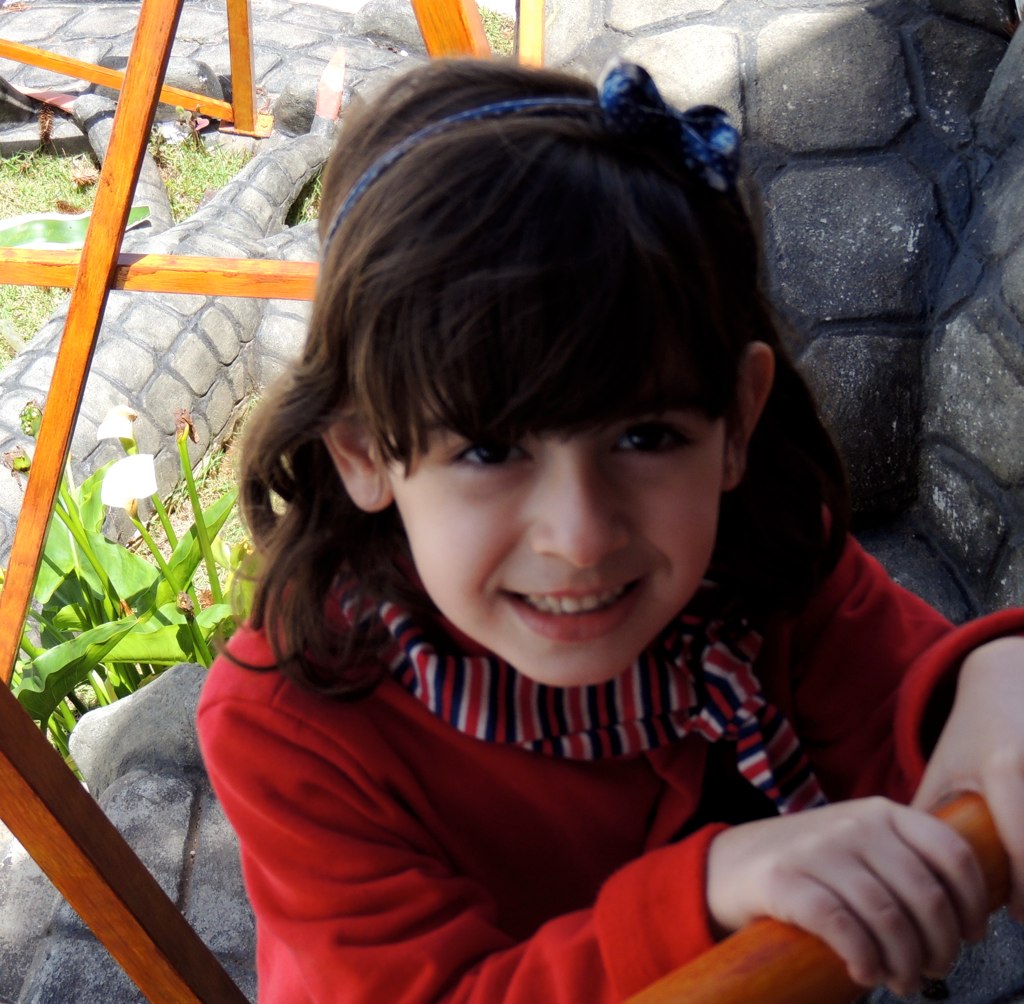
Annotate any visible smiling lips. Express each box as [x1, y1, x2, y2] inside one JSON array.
[[519, 584, 630, 615]]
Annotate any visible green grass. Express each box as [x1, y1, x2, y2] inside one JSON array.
[[0, 136, 253, 368], [149, 133, 253, 221], [0, 150, 90, 367], [481, 7, 516, 56]]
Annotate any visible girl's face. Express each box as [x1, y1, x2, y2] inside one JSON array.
[[325, 343, 774, 688]]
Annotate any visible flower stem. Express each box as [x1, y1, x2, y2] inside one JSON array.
[[131, 515, 177, 586], [151, 493, 179, 550], [177, 435, 224, 606]]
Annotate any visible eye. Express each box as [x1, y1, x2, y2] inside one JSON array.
[[457, 442, 523, 466], [617, 421, 689, 453]]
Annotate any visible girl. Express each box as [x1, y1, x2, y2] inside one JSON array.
[[198, 58, 1024, 1003]]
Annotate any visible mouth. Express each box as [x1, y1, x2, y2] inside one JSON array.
[[517, 582, 633, 615]]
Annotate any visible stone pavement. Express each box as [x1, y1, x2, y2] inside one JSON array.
[[0, 0, 1023, 1001]]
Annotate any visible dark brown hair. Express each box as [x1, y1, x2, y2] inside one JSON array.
[[237, 58, 849, 693]]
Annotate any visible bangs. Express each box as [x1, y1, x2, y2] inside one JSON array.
[[341, 116, 745, 462]]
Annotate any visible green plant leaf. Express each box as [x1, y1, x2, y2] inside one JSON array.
[[158, 488, 239, 606], [36, 520, 157, 615], [34, 520, 78, 606], [77, 462, 115, 532], [102, 624, 197, 666], [195, 602, 232, 631], [51, 604, 87, 631], [14, 620, 136, 722], [84, 531, 160, 608]]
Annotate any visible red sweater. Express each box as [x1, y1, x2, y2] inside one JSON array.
[[197, 537, 1024, 1003]]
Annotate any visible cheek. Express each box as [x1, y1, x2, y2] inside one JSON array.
[[393, 489, 505, 593]]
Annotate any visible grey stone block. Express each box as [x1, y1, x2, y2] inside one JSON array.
[[272, 74, 319, 137], [69, 664, 206, 798], [798, 333, 921, 515], [0, 825, 58, 1004], [0, 77, 40, 125], [968, 157, 1024, 260], [162, 292, 215, 320], [924, 305, 1024, 486], [991, 535, 1024, 608], [921, 447, 1008, 588], [1004, 243, 1024, 325], [622, 26, 741, 121], [184, 790, 255, 959], [204, 377, 239, 437], [19, 936, 145, 1004], [856, 519, 973, 624], [92, 337, 156, 397], [765, 159, 937, 322], [928, 0, 1016, 33], [909, 18, 1007, 149], [170, 334, 221, 397], [65, 6, 139, 38], [124, 300, 190, 354], [0, 7, 68, 44], [753, 11, 912, 153], [606, 0, 727, 33], [198, 305, 243, 366], [353, 0, 428, 56], [176, 6, 230, 40], [977, 23, 1024, 156]]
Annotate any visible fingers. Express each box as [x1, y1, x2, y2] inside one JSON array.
[[761, 801, 988, 996]]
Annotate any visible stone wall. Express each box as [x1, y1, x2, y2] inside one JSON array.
[[550, 0, 1024, 621]]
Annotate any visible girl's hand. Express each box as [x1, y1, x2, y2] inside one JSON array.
[[705, 798, 988, 996], [912, 636, 1024, 921]]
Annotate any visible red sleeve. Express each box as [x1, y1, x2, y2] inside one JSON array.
[[763, 535, 1024, 803], [198, 654, 723, 1003]]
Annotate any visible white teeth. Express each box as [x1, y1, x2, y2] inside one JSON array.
[[521, 585, 626, 615]]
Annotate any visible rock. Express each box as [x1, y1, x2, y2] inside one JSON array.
[[752, 10, 913, 153], [798, 333, 922, 516], [353, 0, 427, 56], [69, 664, 206, 798], [272, 74, 319, 136], [0, 75, 42, 124]]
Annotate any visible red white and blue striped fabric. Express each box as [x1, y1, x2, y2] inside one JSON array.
[[347, 587, 827, 815]]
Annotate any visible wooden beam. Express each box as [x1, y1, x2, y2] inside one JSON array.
[[625, 793, 1009, 1004], [516, 0, 544, 66], [0, 0, 250, 993], [410, 0, 490, 58], [0, 682, 248, 1003], [0, 248, 317, 300], [0, 38, 235, 123], [225, 0, 258, 135]]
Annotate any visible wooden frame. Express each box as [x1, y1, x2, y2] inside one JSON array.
[[0, 0, 269, 136]]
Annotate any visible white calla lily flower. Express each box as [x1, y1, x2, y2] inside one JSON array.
[[101, 453, 157, 512], [96, 405, 139, 444]]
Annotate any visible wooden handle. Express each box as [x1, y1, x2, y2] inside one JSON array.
[[625, 792, 1010, 1004]]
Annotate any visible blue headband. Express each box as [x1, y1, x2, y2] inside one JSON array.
[[321, 60, 740, 255]]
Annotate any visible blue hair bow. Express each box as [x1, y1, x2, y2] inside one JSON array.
[[599, 60, 740, 194]]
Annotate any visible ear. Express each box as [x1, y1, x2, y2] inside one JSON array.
[[322, 416, 395, 513], [722, 341, 775, 491]]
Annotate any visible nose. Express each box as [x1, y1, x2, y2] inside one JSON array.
[[528, 453, 630, 569]]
